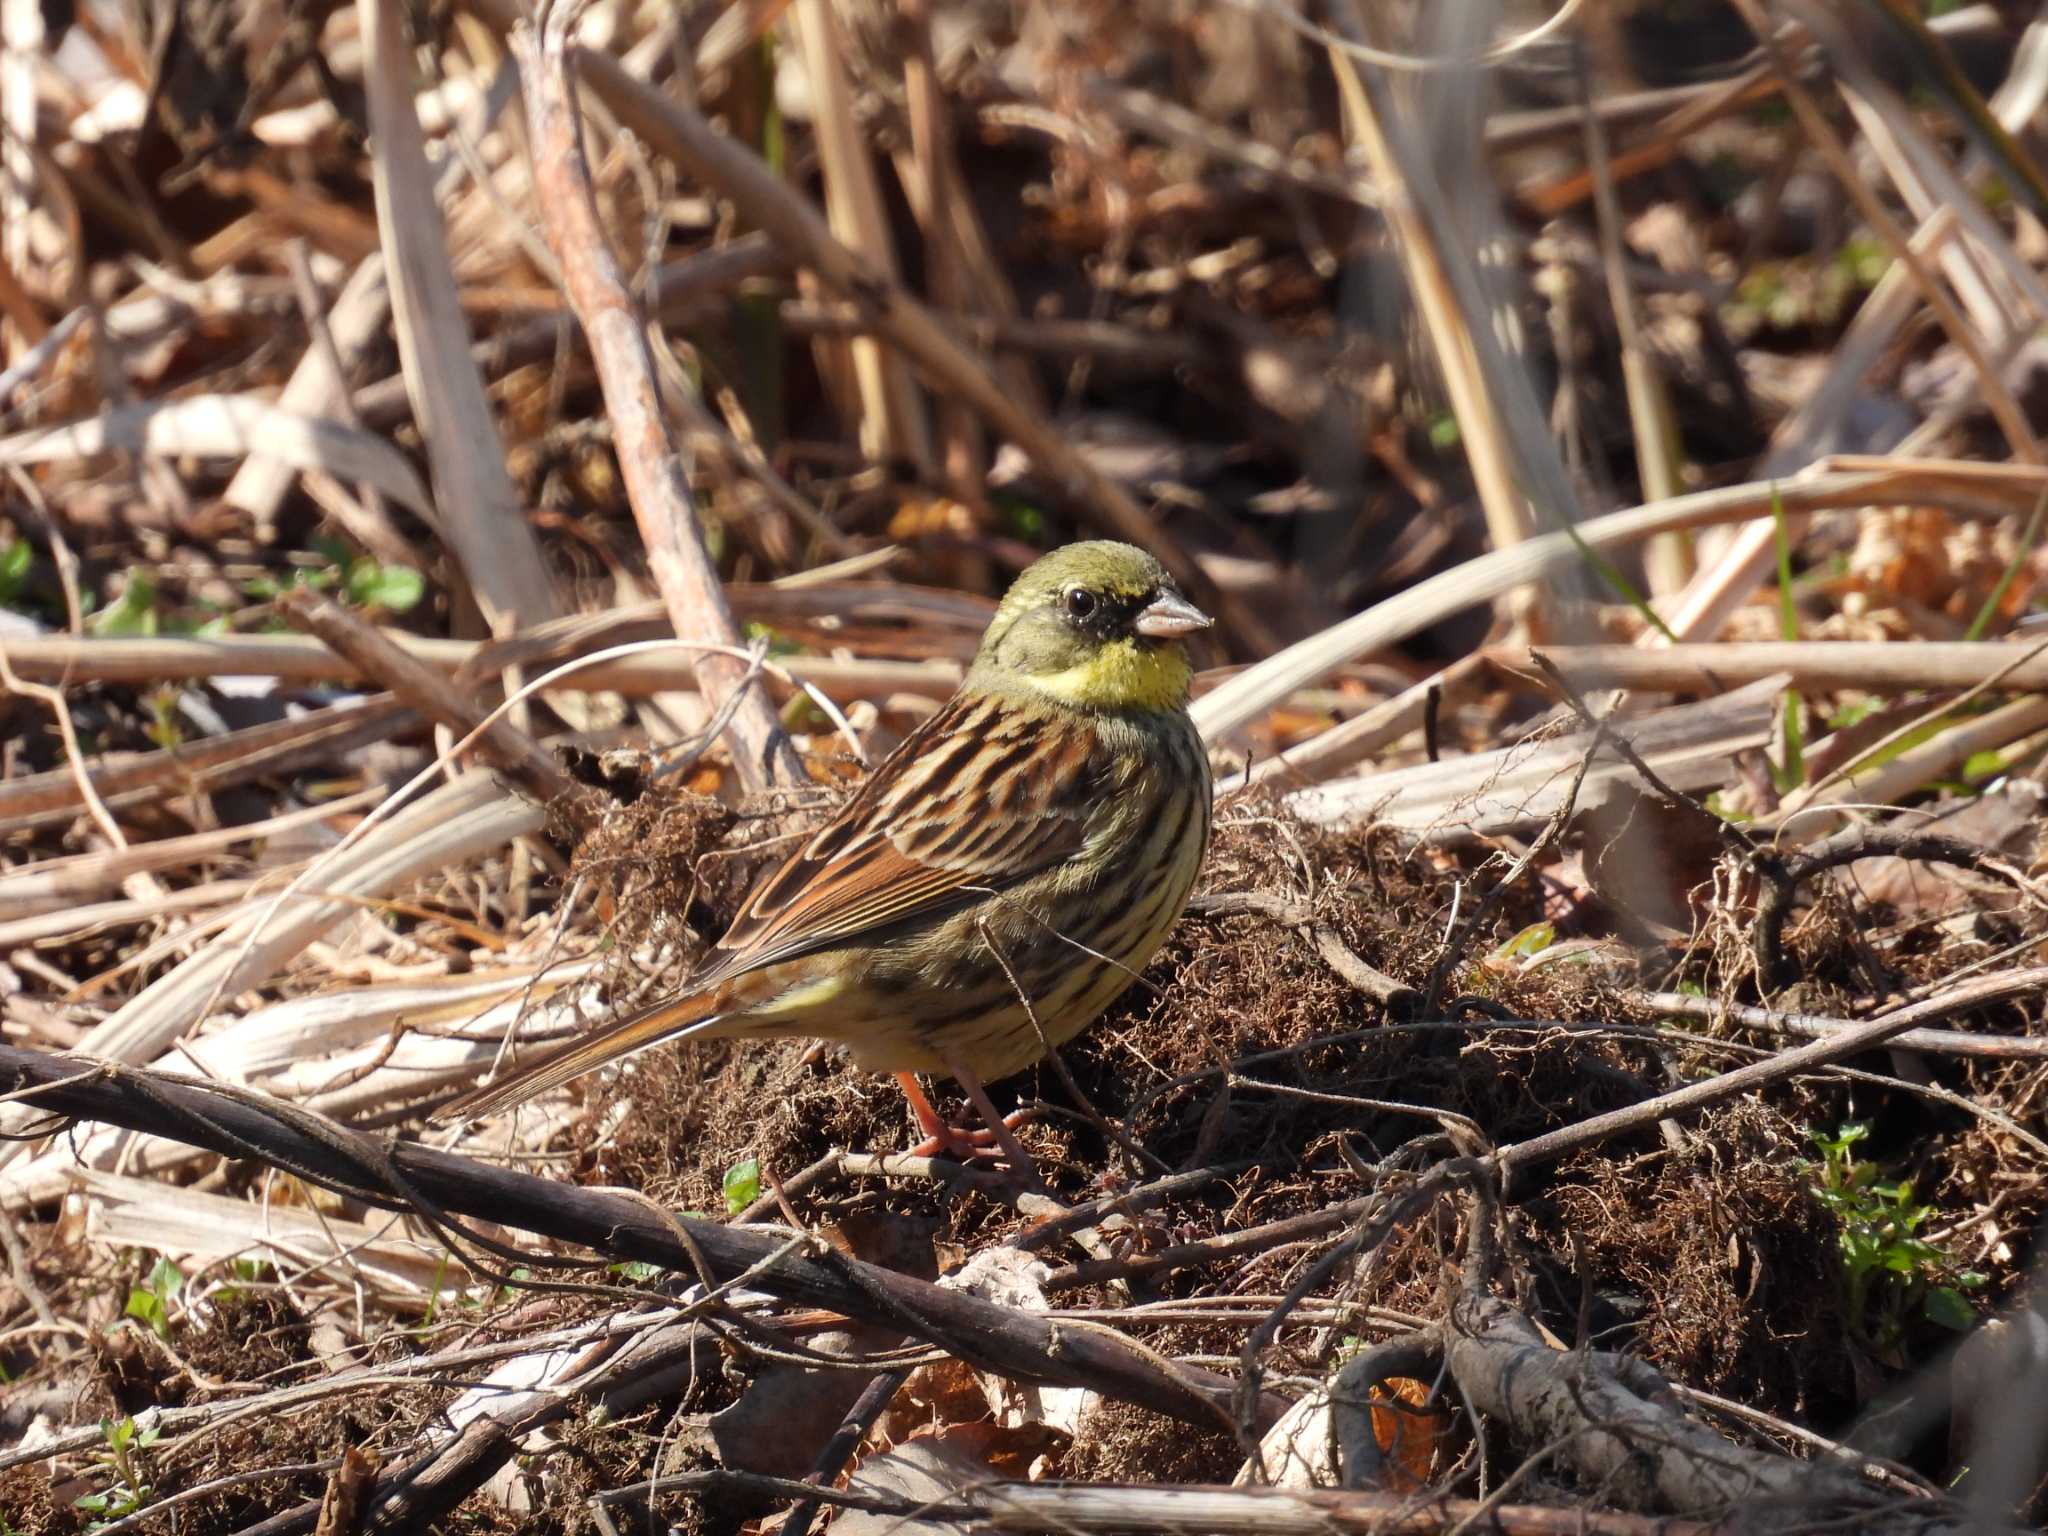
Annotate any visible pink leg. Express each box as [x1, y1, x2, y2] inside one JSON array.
[[941, 1052, 1040, 1186], [895, 1071, 957, 1145]]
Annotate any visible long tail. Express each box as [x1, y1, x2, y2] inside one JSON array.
[[434, 984, 730, 1122]]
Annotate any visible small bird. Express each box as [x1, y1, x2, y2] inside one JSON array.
[[438, 541, 1214, 1176]]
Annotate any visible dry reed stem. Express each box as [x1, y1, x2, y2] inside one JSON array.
[[358, 0, 560, 634], [1578, 42, 1689, 595], [790, 0, 932, 472], [1727, 0, 2039, 465], [1486, 640, 2048, 696], [1325, 11, 1534, 564]]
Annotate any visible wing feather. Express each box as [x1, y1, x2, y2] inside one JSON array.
[[696, 692, 1100, 983]]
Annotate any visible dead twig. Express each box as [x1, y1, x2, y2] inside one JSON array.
[[1749, 826, 2048, 984], [604, 1467, 1716, 1535], [1187, 890, 1419, 1015], [1496, 967, 2048, 1176], [0, 1044, 1276, 1432], [518, 4, 803, 792]]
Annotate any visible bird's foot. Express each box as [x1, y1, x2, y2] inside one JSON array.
[[907, 1115, 1025, 1164], [896, 1070, 1040, 1185]]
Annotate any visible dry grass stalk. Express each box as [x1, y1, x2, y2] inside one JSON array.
[[0, 696, 416, 833], [1287, 675, 1782, 837], [1488, 640, 2048, 696], [0, 395, 435, 518], [1578, 37, 1689, 596], [0, 626, 964, 699], [276, 586, 579, 806], [0, 787, 380, 919], [1195, 458, 2048, 743]]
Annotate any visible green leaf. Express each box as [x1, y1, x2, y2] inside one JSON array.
[[89, 570, 158, 637], [609, 1260, 661, 1283], [1491, 922, 1555, 961], [1562, 523, 1679, 644], [723, 1156, 762, 1215], [1925, 1286, 1977, 1331], [1000, 499, 1048, 543], [0, 539, 30, 604], [1961, 748, 2007, 783], [347, 560, 425, 612], [123, 1287, 169, 1340], [146, 1256, 182, 1302]]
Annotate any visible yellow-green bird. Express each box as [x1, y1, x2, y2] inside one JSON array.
[[439, 542, 1214, 1176]]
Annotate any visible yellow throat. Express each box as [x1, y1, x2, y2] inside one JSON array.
[[1020, 636, 1192, 712]]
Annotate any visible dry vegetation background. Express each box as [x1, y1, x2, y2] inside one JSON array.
[[5, 0, 2048, 1531]]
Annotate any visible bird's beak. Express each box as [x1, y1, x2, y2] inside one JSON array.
[[1133, 590, 1213, 639]]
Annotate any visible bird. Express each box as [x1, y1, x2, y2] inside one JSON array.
[[436, 541, 1215, 1179]]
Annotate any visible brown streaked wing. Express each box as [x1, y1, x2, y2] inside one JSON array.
[[694, 692, 1101, 983]]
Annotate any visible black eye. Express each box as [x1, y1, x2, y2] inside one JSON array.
[[1062, 587, 1098, 620]]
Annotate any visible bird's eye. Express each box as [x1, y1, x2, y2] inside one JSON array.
[[1062, 587, 1098, 620]]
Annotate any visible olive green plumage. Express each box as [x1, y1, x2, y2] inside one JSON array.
[[440, 541, 1214, 1132]]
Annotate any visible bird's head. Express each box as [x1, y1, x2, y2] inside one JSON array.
[[969, 541, 1212, 712]]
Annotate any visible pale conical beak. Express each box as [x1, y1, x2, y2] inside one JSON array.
[[1133, 589, 1213, 639]]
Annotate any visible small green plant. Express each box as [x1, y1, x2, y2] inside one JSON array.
[[73, 1415, 158, 1528], [120, 1256, 183, 1342], [1803, 1122, 1985, 1360], [212, 1256, 275, 1305], [243, 539, 425, 615], [1490, 922, 1555, 963], [723, 1156, 762, 1216], [89, 569, 161, 637]]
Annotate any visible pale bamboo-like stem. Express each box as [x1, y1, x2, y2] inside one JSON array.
[[1192, 459, 2048, 743], [357, 0, 560, 633], [1486, 640, 2048, 697]]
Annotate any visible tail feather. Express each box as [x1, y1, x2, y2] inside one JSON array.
[[435, 985, 729, 1122]]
